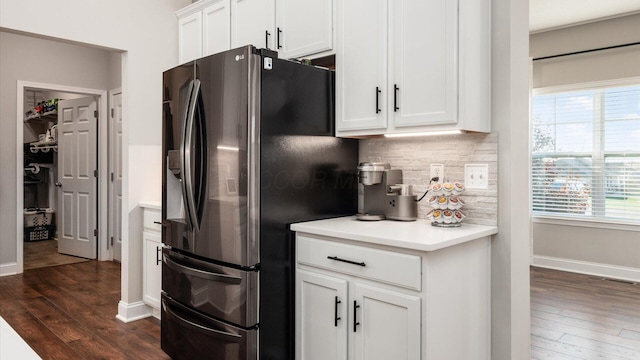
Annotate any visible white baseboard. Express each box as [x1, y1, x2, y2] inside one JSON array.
[[0, 262, 18, 277], [532, 255, 640, 283], [116, 301, 152, 323]]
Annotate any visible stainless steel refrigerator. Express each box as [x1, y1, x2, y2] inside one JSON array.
[[160, 46, 358, 360]]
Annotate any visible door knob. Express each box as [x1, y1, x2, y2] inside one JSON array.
[[55, 182, 62, 187]]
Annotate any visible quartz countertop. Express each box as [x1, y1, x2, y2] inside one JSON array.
[[139, 201, 161, 210], [291, 216, 497, 252]]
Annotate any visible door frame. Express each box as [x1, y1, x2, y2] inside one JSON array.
[[108, 87, 123, 262], [16, 80, 110, 274]]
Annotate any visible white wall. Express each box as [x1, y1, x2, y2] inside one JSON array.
[[530, 14, 640, 280], [0, 0, 190, 316], [491, 0, 532, 359], [0, 30, 114, 265]]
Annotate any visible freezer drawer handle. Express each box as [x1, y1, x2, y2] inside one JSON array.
[[163, 254, 242, 284], [334, 296, 341, 327], [327, 256, 366, 267], [163, 299, 242, 342], [353, 301, 360, 332]]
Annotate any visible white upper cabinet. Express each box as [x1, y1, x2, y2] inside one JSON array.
[[179, 0, 334, 64], [335, 0, 388, 132], [203, 0, 231, 57], [177, 0, 231, 64], [178, 11, 203, 64], [276, 0, 333, 59], [231, 0, 276, 50], [336, 0, 491, 137]]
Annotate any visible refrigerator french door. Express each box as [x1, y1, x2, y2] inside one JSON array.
[[161, 46, 358, 360]]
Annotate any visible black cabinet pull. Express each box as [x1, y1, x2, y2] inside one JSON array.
[[327, 256, 365, 267], [153, 221, 162, 225], [277, 27, 282, 49], [353, 301, 360, 332], [156, 246, 162, 266], [334, 296, 341, 327], [394, 84, 399, 112], [265, 30, 271, 49], [375, 87, 381, 114]]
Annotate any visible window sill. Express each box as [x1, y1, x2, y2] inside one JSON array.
[[532, 215, 640, 232]]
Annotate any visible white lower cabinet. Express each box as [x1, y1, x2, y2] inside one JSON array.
[[295, 232, 491, 360], [142, 206, 162, 318], [296, 236, 422, 360]]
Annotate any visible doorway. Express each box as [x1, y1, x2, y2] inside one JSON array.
[[16, 81, 113, 272]]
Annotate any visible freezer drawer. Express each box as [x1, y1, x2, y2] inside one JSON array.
[[161, 294, 257, 360], [162, 248, 258, 327]]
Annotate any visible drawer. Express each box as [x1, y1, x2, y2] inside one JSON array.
[[143, 208, 162, 232], [297, 235, 421, 291]]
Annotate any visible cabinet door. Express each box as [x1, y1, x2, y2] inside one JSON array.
[[231, 0, 275, 50], [352, 283, 421, 360], [143, 232, 162, 310], [203, 0, 231, 56], [179, 11, 203, 64], [276, 0, 332, 59], [390, 0, 458, 128], [335, 0, 388, 133], [296, 270, 348, 360]]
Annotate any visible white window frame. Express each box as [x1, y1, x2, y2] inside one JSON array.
[[531, 76, 640, 227]]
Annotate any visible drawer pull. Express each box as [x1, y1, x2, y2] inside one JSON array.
[[327, 256, 366, 267], [334, 296, 341, 327], [353, 301, 360, 332]]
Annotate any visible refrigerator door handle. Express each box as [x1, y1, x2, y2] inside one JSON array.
[[182, 79, 201, 232], [162, 299, 243, 342], [163, 252, 242, 284]]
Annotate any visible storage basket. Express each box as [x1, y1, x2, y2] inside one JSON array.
[[24, 208, 54, 226], [24, 225, 56, 242]]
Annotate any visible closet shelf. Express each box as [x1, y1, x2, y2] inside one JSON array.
[[24, 110, 58, 123]]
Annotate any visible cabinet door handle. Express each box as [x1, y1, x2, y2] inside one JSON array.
[[327, 256, 366, 267], [277, 27, 282, 49], [265, 30, 271, 49], [353, 301, 360, 332], [334, 296, 341, 327], [375, 87, 381, 114], [394, 84, 400, 112], [156, 246, 162, 266]]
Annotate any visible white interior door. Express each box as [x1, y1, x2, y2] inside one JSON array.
[[57, 97, 98, 259], [109, 89, 123, 262]]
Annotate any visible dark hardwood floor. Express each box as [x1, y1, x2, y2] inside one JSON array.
[[0, 261, 168, 360], [2, 261, 639, 359], [531, 266, 640, 360]]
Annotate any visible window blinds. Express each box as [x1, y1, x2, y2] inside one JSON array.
[[531, 84, 640, 223]]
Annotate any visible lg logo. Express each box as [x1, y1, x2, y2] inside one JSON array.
[[235, 54, 245, 61]]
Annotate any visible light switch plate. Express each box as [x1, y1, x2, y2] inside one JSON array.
[[430, 164, 444, 183], [464, 164, 488, 189]]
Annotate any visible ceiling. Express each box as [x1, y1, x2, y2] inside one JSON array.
[[530, 0, 640, 33]]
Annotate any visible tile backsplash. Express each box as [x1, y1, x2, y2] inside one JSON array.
[[359, 133, 498, 226]]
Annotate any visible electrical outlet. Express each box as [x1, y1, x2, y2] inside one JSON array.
[[430, 164, 444, 183], [464, 164, 488, 189]]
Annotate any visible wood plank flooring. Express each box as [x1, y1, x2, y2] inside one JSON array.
[[2, 262, 639, 359], [23, 239, 90, 270], [0, 261, 168, 360], [531, 266, 640, 360]]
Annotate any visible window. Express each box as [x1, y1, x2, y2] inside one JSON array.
[[531, 81, 640, 223]]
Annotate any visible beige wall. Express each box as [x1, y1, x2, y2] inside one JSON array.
[[0, 31, 115, 265], [0, 0, 190, 312], [530, 14, 640, 278]]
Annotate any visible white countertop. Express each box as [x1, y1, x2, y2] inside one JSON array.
[[291, 216, 498, 252], [139, 201, 161, 210]]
